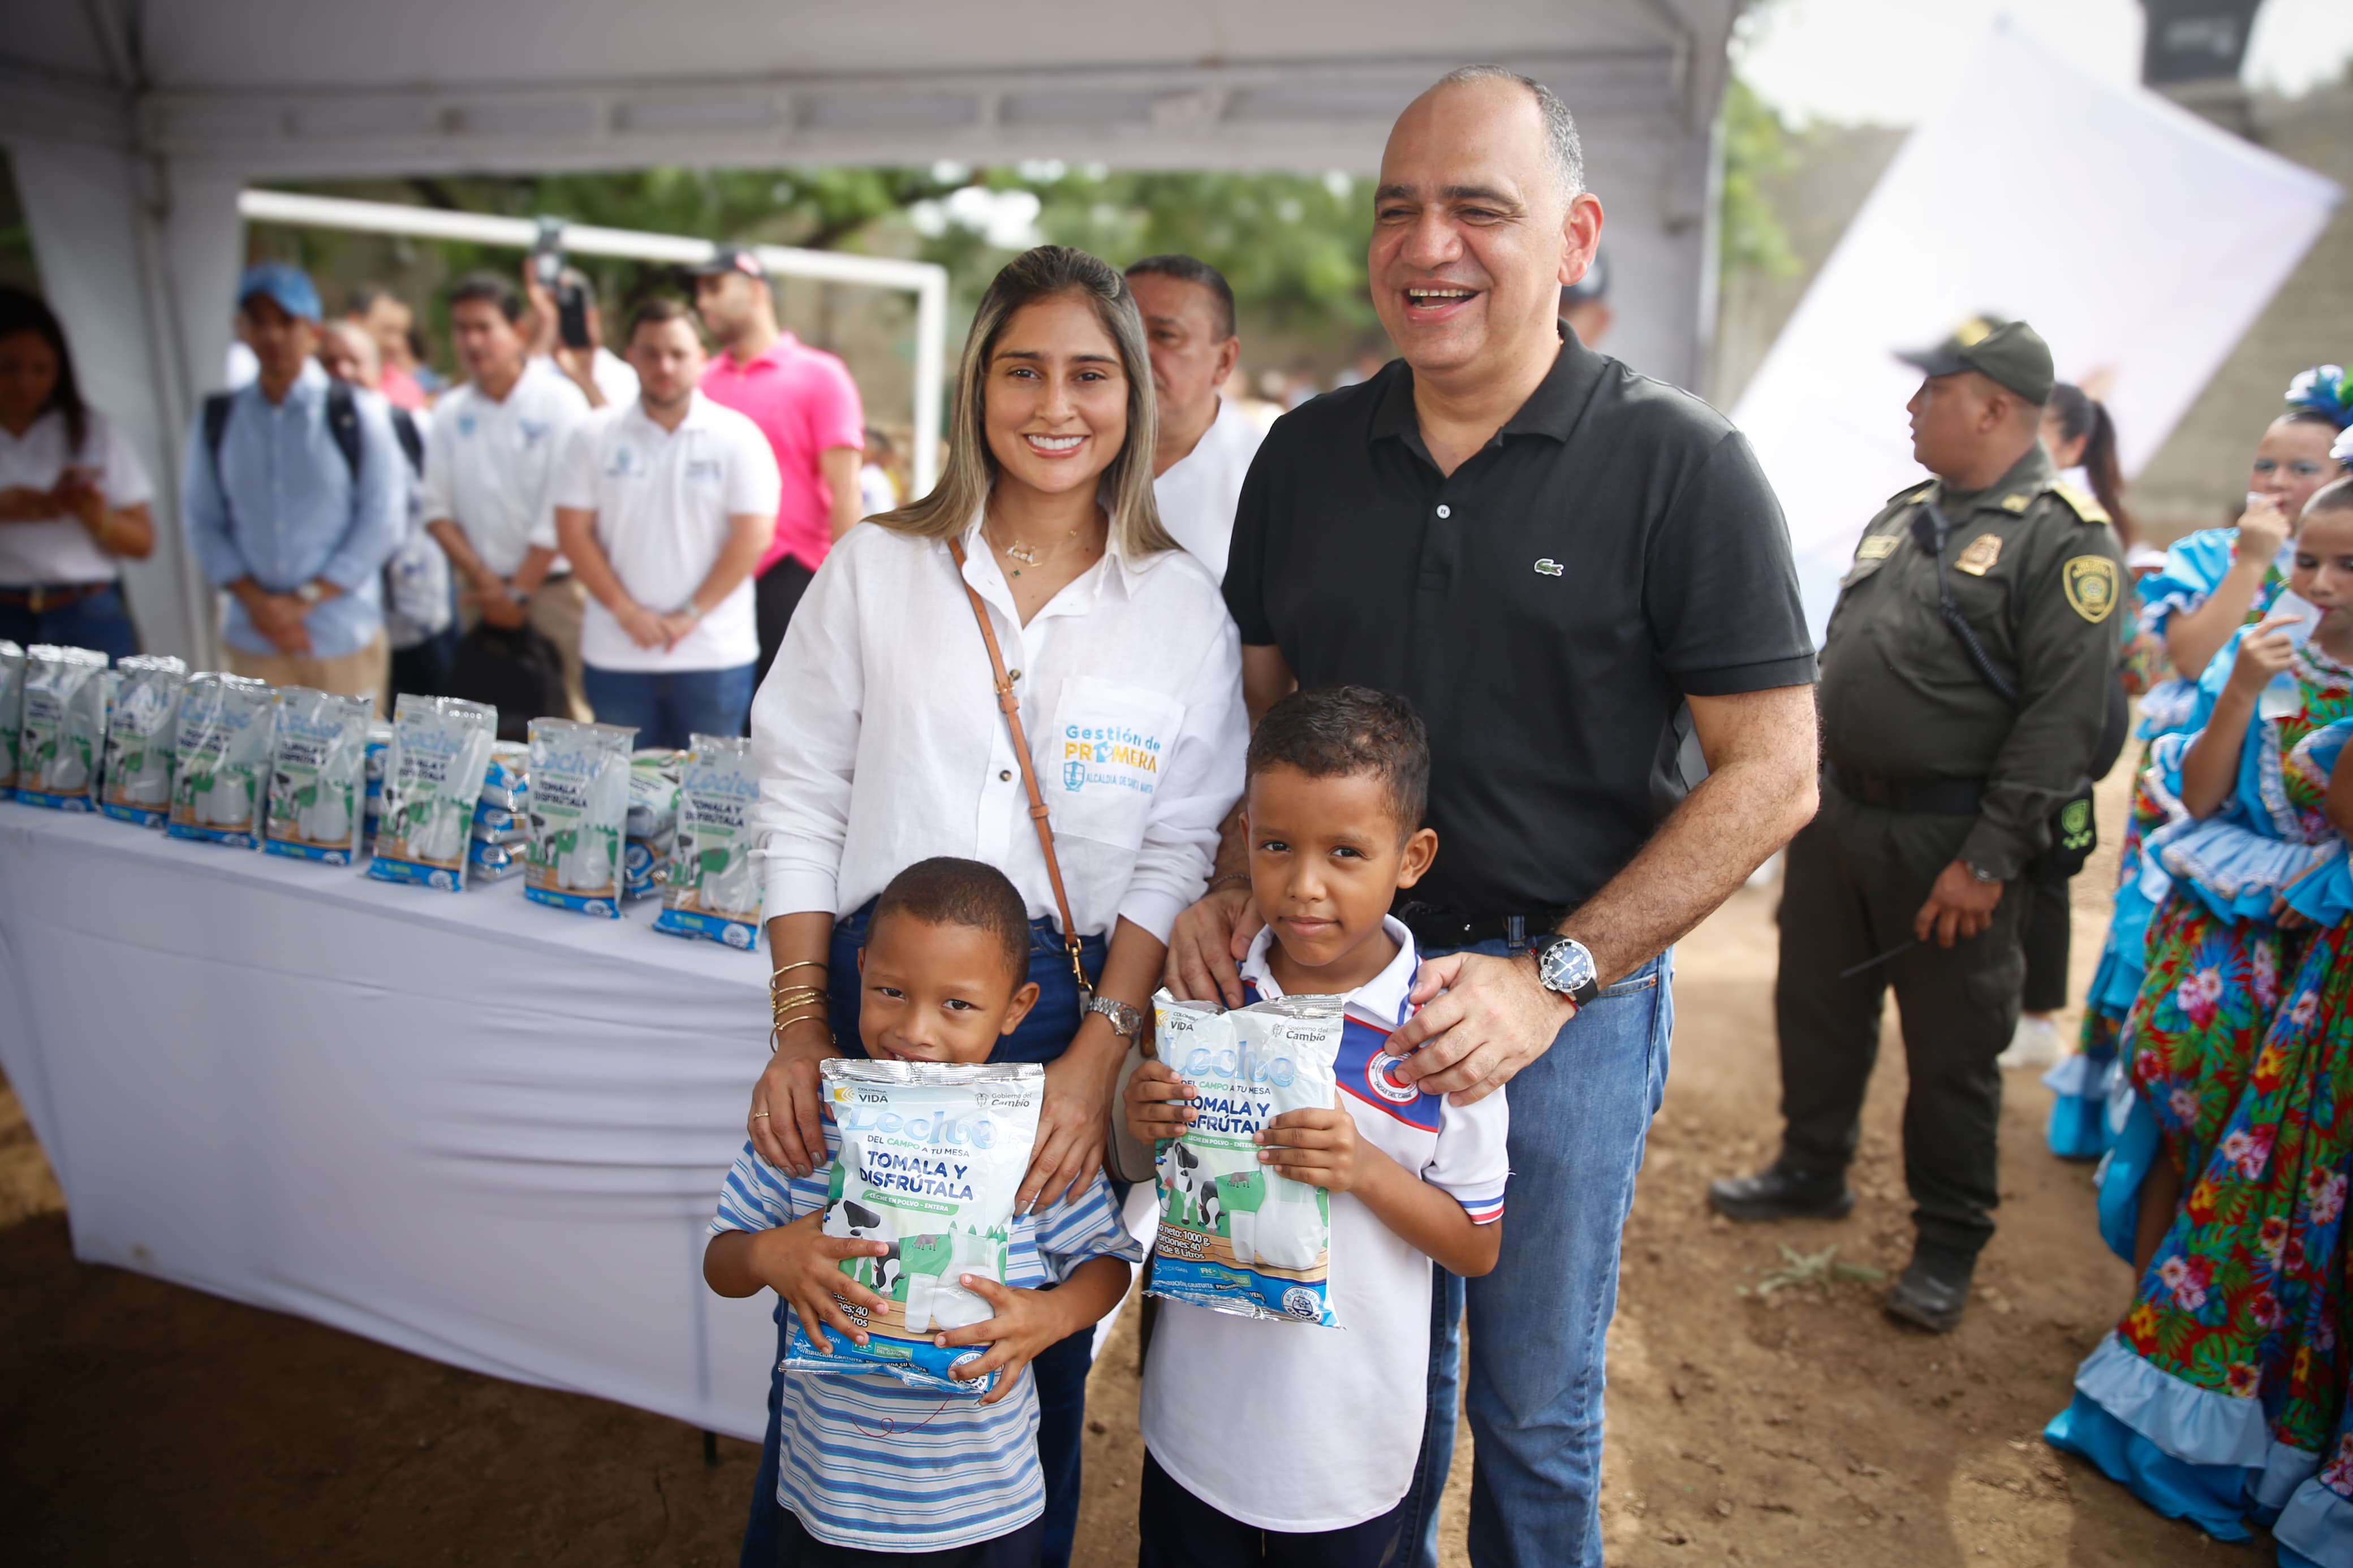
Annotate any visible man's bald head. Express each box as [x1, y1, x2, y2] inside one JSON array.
[[1429, 65, 1585, 206]]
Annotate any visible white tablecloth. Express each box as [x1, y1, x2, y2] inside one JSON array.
[[0, 798, 780, 1441]]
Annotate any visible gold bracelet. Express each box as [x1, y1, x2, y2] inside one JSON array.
[[769, 987, 829, 1017], [769, 1021, 836, 1055], [772, 960, 829, 978]]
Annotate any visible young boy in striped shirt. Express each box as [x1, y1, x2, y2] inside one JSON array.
[[1125, 687, 1510, 1565], [706, 857, 1140, 1566]]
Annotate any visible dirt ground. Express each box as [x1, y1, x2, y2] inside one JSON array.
[[0, 762, 2243, 1565]]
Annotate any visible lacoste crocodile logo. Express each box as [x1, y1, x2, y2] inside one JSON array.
[[1533, 558, 1564, 577]]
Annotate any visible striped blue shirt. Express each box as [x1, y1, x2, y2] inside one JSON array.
[[712, 1129, 1140, 1550]]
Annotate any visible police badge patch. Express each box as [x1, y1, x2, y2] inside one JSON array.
[[2063, 555, 2119, 623], [1955, 534, 2003, 576]]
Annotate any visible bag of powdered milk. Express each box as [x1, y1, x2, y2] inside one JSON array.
[[1146, 991, 1346, 1327], [0, 639, 23, 792], [481, 742, 528, 810], [16, 644, 110, 810], [99, 654, 188, 826], [265, 687, 374, 863], [653, 734, 762, 948], [523, 718, 635, 917], [785, 1059, 1045, 1397], [166, 673, 277, 846], [368, 694, 497, 891], [468, 835, 523, 882]]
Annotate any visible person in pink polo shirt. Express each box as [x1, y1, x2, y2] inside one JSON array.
[[691, 246, 866, 687]]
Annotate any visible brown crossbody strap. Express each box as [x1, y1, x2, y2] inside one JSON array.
[[946, 539, 1092, 1003]]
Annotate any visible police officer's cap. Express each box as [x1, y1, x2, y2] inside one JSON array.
[[1895, 316, 2054, 405]]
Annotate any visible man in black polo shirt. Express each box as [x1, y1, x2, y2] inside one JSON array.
[[1165, 67, 1820, 1568]]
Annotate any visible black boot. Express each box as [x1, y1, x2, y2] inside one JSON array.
[[1885, 1239, 1976, 1333], [1705, 1160, 1855, 1223]]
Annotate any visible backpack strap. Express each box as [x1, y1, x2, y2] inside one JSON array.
[[201, 391, 235, 470], [325, 380, 363, 478], [390, 406, 424, 476]]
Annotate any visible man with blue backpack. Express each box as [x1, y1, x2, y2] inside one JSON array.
[[183, 261, 406, 710]]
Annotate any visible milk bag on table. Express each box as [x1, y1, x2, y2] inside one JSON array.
[[264, 687, 374, 863], [624, 748, 681, 900], [1146, 991, 1344, 1327], [0, 640, 23, 792], [468, 836, 523, 882], [522, 718, 635, 917], [165, 673, 277, 845], [480, 742, 528, 811], [15, 644, 110, 810], [368, 694, 497, 891], [98, 654, 187, 826], [786, 1059, 1044, 1396], [652, 734, 761, 948]]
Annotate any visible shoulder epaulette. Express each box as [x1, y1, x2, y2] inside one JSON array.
[[1887, 482, 1936, 506], [2048, 481, 2111, 525]]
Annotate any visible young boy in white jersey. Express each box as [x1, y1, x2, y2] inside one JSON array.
[[706, 857, 1140, 1566], [1124, 686, 1510, 1564]]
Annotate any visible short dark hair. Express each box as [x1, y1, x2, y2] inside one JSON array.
[[447, 273, 524, 325], [1126, 254, 1237, 341], [2307, 476, 2353, 517], [346, 284, 397, 318], [871, 857, 1032, 980], [626, 296, 701, 345], [1246, 686, 1430, 833]]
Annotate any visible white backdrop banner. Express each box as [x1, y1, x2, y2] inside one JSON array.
[[0, 803, 780, 1441], [1731, 23, 2342, 641]]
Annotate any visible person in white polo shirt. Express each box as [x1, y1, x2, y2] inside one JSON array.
[[553, 298, 781, 749], [419, 273, 594, 718], [1125, 254, 1265, 583]]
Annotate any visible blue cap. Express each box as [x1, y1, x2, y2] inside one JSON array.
[[235, 261, 322, 323]]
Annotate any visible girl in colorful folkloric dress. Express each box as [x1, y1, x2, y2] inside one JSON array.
[[2049, 368, 2353, 1160], [2047, 477, 2353, 1562]]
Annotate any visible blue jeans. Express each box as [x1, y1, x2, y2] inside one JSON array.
[[582, 661, 755, 751], [1394, 942, 1675, 1568], [740, 904, 1109, 1568], [0, 582, 140, 662]]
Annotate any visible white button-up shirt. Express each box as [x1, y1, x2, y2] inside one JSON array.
[[750, 513, 1247, 942], [551, 391, 782, 672], [0, 408, 152, 586], [1150, 395, 1265, 585], [417, 360, 591, 578]]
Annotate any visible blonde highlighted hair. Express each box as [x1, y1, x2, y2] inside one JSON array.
[[871, 245, 1175, 558]]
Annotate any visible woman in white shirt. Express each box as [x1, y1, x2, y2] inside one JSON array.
[[735, 245, 1246, 1567], [0, 288, 157, 659]]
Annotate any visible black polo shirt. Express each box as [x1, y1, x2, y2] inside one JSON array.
[[1223, 335, 1816, 916]]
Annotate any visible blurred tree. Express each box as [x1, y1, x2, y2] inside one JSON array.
[[266, 161, 1378, 370], [1717, 75, 1801, 288]]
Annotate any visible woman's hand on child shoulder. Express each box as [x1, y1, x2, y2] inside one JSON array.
[[1257, 1094, 1361, 1193], [1124, 1060, 1197, 1144], [755, 1211, 890, 1354], [937, 1276, 1074, 1406]]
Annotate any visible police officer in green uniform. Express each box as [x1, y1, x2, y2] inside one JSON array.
[[1708, 318, 2123, 1332]]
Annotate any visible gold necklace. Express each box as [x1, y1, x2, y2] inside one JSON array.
[[985, 517, 1091, 577]]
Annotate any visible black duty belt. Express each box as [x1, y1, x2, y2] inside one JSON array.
[[1396, 901, 1568, 952], [1826, 763, 1986, 816], [0, 581, 117, 614]]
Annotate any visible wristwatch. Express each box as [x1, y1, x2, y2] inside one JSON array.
[[294, 581, 324, 607], [1532, 935, 1602, 1006], [1963, 860, 2003, 885], [1084, 995, 1144, 1039]]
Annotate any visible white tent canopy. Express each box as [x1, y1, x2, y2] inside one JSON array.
[[0, 1, 1738, 665]]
